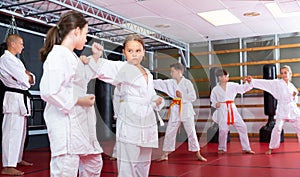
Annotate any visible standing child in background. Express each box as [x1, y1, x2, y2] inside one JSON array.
[[210, 68, 254, 154], [247, 65, 300, 155], [0, 34, 35, 176], [153, 63, 207, 162], [39, 11, 103, 177]]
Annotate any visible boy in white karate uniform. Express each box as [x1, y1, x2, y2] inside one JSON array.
[[210, 68, 254, 154], [154, 63, 206, 161]]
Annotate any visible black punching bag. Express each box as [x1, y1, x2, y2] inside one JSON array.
[[95, 79, 115, 140], [259, 64, 284, 142], [207, 67, 230, 143]]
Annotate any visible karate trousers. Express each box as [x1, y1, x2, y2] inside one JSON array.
[[163, 118, 200, 152], [117, 141, 152, 177], [2, 114, 27, 167], [218, 116, 251, 152], [269, 118, 300, 149], [50, 153, 102, 177]]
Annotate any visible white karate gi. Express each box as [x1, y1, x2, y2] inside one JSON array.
[[153, 77, 200, 152], [0, 50, 35, 167], [40, 45, 103, 177], [210, 82, 252, 152], [90, 59, 164, 177], [252, 79, 300, 149]]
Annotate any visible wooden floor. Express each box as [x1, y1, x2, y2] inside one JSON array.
[[1, 137, 300, 177]]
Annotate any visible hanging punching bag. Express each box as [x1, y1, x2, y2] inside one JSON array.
[[259, 64, 284, 142], [207, 67, 230, 143], [95, 79, 115, 141], [263, 64, 277, 116]]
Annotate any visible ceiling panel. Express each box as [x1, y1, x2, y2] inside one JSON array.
[[176, 0, 226, 13], [105, 3, 158, 19], [219, 23, 255, 39], [138, 0, 193, 18]]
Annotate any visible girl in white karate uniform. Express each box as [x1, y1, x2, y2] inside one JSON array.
[[86, 34, 164, 177], [89, 60, 162, 177], [0, 34, 35, 176], [248, 65, 300, 155], [39, 11, 103, 177], [153, 63, 206, 161], [210, 69, 254, 154]]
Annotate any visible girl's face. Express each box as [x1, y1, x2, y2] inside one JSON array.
[[123, 40, 145, 66], [74, 24, 88, 50], [280, 68, 291, 81]]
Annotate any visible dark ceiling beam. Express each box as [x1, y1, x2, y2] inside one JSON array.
[[91, 28, 123, 34], [25, 8, 69, 17], [0, 0, 41, 9], [89, 22, 108, 27]]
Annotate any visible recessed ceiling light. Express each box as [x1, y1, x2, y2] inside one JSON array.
[[266, 2, 300, 18], [197, 9, 241, 26], [243, 12, 260, 17], [154, 24, 170, 28]]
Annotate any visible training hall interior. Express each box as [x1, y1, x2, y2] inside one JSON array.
[[1, 0, 300, 176]]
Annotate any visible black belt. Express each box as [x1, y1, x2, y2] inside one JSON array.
[[5, 87, 32, 114]]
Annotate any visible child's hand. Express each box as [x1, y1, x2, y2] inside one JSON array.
[[293, 91, 297, 100], [77, 94, 95, 107], [216, 102, 220, 108], [155, 97, 163, 107], [80, 55, 90, 64], [176, 90, 182, 98], [91, 42, 104, 60], [244, 76, 252, 84]]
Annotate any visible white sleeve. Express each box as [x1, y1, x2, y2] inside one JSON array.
[[252, 79, 277, 97], [40, 62, 77, 114], [87, 57, 125, 85], [153, 79, 174, 97], [2, 57, 31, 88], [233, 82, 253, 94], [210, 87, 218, 108]]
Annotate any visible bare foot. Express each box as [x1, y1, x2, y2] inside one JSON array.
[[265, 149, 272, 155], [18, 160, 33, 166], [243, 150, 255, 154], [1, 167, 24, 176], [218, 150, 225, 154], [196, 152, 207, 162], [156, 153, 168, 162]]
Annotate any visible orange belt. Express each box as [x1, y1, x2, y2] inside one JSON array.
[[225, 100, 234, 125], [166, 98, 182, 121]]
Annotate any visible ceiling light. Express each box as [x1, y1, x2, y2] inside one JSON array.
[[197, 9, 241, 26], [154, 24, 170, 28], [266, 2, 300, 18], [243, 12, 260, 17]]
